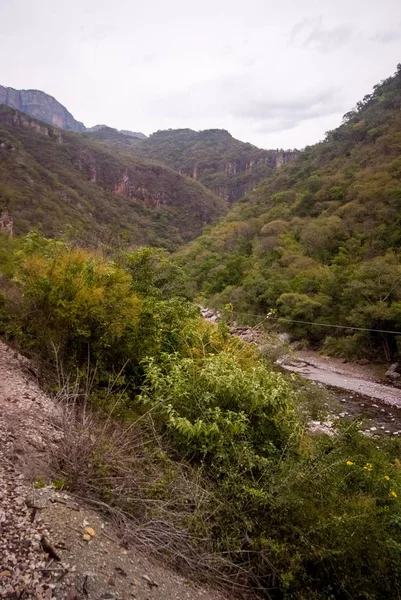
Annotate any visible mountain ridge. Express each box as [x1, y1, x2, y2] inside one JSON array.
[[0, 84, 299, 204], [0, 104, 226, 248], [89, 126, 300, 203]]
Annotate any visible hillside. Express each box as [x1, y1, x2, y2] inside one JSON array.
[[89, 127, 299, 203], [180, 64, 401, 360], [0, 105, 226, 248], [2, 235, 401, 599]]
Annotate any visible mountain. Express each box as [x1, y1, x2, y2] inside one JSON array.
[[0, 85, 298, 203], [87, 124, 147, 140], [179, 64, 401, 360], [0, 105, 226, 249], [0, 85, 148, 140], [107, 127, 299, 204], [0, 85, 86, 132]]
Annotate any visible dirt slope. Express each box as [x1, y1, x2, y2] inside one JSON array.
[[0, 341, 226, 600]]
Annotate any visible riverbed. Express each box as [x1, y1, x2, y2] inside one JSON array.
[[280, 351, 401, 436]]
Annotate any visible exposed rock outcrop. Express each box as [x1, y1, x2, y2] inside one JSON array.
[[178, 150, 299, 203], [133, 129, 300, 204], [0, 207, 13, 237], [0, 85, 85, 132]]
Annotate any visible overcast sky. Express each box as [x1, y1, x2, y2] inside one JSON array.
[[1, 0, 400, 149]]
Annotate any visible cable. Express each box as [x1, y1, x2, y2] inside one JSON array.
[[216, 310, 401, 336]]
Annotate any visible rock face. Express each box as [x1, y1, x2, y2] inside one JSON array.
[[177, 150, 298, 203], [0, 85, 85, 132], [132, 129, 300, 204]]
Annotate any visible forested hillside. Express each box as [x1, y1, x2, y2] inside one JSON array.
[[0, 106, 226, 249], [180, 64, 401, 360], [89, 127, 298, 203], [2, 233, 401, 599]]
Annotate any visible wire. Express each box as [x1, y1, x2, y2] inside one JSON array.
[[218, 310, 401, 336]]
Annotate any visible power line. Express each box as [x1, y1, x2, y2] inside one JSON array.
[[217, 310, 401, 336]]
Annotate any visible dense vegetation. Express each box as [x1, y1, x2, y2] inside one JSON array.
[[2, 232, 401, 598], [0, 106, 226, 249], [89, 126, 298, 203], [180, 65, 401, 361]]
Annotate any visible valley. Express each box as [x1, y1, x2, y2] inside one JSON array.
[[1, 63, 401, 600]]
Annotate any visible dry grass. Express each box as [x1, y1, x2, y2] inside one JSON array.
[[45, 375, 257, 598]]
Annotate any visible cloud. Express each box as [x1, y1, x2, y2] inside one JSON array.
[[290, 18, 354, 53], [233, 87, 343, 132], [79, 23, 115, 43], [144, 66, 344, 136], [371, 27, 401, 43]]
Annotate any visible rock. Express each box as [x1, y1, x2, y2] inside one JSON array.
[[0, 85, 85, 132], [82, 533, 91, 542], [142, 574, 159, 588], [108, 577, 116, 586], [386, 370, 401, 380]]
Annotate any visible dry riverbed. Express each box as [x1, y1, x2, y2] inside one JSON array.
[[279, 351, 401, 436]]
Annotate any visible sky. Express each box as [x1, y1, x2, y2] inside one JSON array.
[[0, 0, 400, 149]]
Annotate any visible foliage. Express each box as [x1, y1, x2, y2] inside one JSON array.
[[2, 236, 401, 597], [179, 64, 401, 360]]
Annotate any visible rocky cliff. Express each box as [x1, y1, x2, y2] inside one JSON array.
[[177, 149, 299, 203], [126, 129, 300, 204], [0, 85, 85, 132]]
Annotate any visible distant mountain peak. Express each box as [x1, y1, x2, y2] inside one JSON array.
[[0, 85, 85, 132], [0, 85, 148, 140]]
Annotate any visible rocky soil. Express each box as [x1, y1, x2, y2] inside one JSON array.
[[0, 341, 226, 600]]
